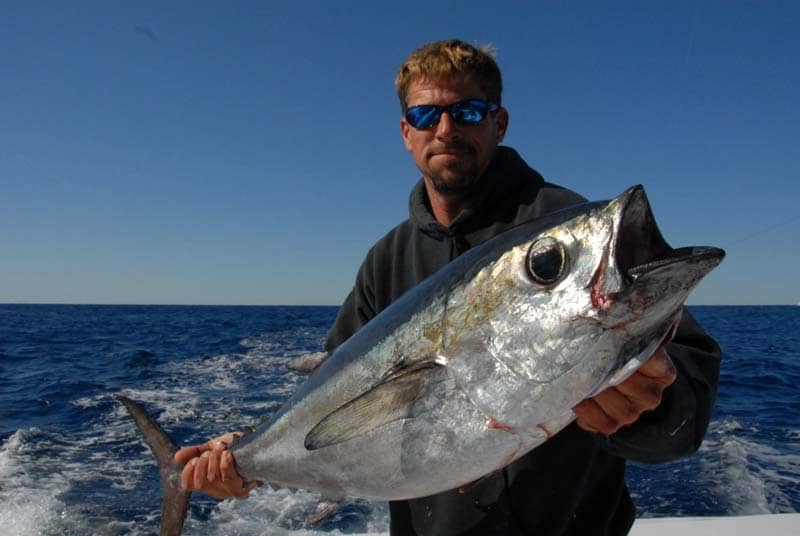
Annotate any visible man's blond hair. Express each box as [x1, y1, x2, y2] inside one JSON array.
[[395, 39, 503, 111]]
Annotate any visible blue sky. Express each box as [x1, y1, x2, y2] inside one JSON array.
[[1, 1, 798, 305]]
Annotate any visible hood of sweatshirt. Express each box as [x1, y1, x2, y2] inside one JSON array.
[[408, 146, 545, 241]]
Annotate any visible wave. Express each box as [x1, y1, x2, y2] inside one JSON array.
[[699, 418, 799, 514]]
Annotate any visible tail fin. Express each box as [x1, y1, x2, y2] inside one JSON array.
[[117, 395, 190, 536]]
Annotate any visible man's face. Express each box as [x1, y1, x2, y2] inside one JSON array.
[[400, 76, 508, 196]]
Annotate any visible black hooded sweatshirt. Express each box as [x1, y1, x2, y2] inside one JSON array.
[[324, 147, 722, 536]]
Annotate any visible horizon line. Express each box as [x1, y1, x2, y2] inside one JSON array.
[[0, 302, 796, 307]]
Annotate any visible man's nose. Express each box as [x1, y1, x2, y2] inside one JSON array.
[[435, 111, 461, 140]]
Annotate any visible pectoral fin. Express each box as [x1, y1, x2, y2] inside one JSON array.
[[304, 362, 443, 450]]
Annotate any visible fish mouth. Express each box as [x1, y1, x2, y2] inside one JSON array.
[[613, 185, 725, 285], [588, 186, 724, 381]]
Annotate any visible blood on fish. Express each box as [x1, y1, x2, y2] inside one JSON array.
[[537, 423, 554, 439], [592, 286, 613, 310], [590, 252, 614, 310], [487, 418, 513, 431]]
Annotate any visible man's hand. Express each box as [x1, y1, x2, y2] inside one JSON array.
[[174, 432, 259, 499], [574, 347, 677, 435]]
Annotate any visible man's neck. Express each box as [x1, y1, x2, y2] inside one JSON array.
[[423, 179, 466, 227]]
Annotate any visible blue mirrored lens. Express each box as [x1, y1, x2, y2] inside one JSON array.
[[451, 101, 488, 124], [406, 106, 441, 129]]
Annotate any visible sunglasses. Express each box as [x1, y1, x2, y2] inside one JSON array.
[[405, 99, 499, 129]]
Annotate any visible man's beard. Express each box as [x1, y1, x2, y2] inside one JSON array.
[[426, 167, 482, 195], [423, 143, 484, 195]]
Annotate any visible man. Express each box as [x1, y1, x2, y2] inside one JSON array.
[[177, 40, 721, 535]]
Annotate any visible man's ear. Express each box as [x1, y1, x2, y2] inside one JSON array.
[[494, 107, 509, 143], [400, 118, 413, 152]]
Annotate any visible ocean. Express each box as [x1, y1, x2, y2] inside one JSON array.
[[0, 304, 798, 535]]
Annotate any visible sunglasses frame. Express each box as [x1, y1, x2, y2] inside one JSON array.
[[405, 99, 499, 130]]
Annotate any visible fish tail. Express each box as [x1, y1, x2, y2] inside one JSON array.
[[117, 395, 190, 536]]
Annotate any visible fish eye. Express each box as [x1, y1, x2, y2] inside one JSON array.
[[526, 237, 567, 286]]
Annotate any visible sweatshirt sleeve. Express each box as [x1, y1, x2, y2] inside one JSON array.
[[600, 309, 722, 463], [324, 250, 379, 354]]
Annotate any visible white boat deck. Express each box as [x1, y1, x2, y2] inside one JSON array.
[[630, 514, 798, 535]]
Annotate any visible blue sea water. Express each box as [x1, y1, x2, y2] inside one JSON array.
[[0, 304, 798, 535]]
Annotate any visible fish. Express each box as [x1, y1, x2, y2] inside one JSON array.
[[286, 351, 328, 373], [118, 185, 724, 535]]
